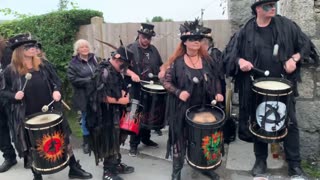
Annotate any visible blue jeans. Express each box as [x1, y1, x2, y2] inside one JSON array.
[[81, 112, 90, 136]]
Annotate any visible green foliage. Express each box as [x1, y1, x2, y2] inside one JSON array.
[[149, 16, 173, 22], [0, 9, 103, 100], [0, 8, 31, 19], [302, 160, 320, 178]]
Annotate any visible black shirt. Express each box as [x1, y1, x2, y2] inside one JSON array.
[[187, 66, 205, 106], [24, 70, 52, 116], [256, 23, 283, 77]]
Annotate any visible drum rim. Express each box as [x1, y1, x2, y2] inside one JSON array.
[[252, 77, 293, 95], [25, 111, 63, 129], [32, 155, 70, 174], [186, 154, 222, 170], [186, 104, 225, 126]]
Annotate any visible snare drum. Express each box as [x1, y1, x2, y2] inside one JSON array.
[[25, 112, 69, 174], [140, 83, 167, 130], [120, 99, 143, 135], [185, 104, 225, 170], [250, 77, 293, 143]]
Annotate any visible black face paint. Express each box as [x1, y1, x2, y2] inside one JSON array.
[[262, 3, 275, 12]]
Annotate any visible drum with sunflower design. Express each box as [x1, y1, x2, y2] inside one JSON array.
[[25, 111, 69, 174], [185, 104, 225, 170]]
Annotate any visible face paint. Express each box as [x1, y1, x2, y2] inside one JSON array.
[[262, 3, 275, 12]]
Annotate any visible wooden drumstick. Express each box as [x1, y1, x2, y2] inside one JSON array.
[[21, 73, 32, 91], [61, 100, 71, 110]]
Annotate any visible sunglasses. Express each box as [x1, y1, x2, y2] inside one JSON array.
[[261, 3, 276, 12], [187, 36, 203, 42], [23, 43, 37, 50], [141, 34, 152, 40]]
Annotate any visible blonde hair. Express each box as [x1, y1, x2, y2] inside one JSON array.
[[11, 46, 41, 75], [73, 39, 93, 56]]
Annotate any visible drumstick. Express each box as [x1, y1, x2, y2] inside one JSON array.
[[61, 100, 71, 110], [211, 99, 217, 106], [124, 84, 132, 97], [148, 73, 154, 78], [140, 80, 154, 84], [252, 67, 270, 77], [41, 100, 55, 112], [21, 73, 32, 91]]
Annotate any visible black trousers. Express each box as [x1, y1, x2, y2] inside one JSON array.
[[129, 128, 151, 148], [0, 109, 16, 160], [254, 97, 301, 168]]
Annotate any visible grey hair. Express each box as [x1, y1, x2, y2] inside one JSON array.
[[73, 39, 93, 56]]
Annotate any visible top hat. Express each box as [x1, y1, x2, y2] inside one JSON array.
[[251, 0, 279, 13], [201, 27, 213, 41], [8, 33, 37, 50], [137, 23, 156, 37], [179, 19, 204, 41]]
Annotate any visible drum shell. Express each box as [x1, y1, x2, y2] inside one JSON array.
[[120, 100, 143, 135], [250, 78, 292, 143], [185, 105, 225, 170], [25, 112, 69, 175], [140, 84, 167, 130]]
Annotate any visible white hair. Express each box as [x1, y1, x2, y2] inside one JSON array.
[[73, 39, 93, 56]]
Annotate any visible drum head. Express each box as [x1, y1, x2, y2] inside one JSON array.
[[186, 105, 225, 129], [253, 78, 292, 95], [141, 83, 166, 94], [26, 114, 61, 125]]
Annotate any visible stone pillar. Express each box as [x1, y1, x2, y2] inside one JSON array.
[[227, 0, 253, 33]]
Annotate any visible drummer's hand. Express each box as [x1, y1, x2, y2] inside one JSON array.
[[52, 91, 61, 102], [179, 91, 190, 102], [284, 58, 297, 74], [158, 70, 166, 79], [215, 94, 224, 102], [131, 72, 140, 82], [15, 91, 24, 100], [121, 91, 130, 105], [238, 58, 253, 72]]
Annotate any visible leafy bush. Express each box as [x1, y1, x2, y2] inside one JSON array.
[[0, 9, 103, 101]]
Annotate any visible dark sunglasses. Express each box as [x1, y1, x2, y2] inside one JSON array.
[[187, 36, 203, 42], [261, 3, 276, 12], [141, 34, 152, 40], [23, 43, 37, 50]]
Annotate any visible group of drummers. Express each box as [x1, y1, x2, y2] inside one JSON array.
[[0, 0, 319, 180]]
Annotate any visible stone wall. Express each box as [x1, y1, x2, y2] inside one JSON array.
[[228, 0, 320, 160]]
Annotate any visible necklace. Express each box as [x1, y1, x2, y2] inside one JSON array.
[[187, 55, 200, 68]]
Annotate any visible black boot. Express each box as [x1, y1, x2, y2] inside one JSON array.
[[83, 135, 90, 154], [0, 158, 17, 173], [251, 159, 267, 176], [202, 171, 220, 180], [33, 174, 43, 180], [24, 154, 32, 169], [68, 160, 93, 179], [172, 158, 183, 180], [288, 166, 308, 177], [103, 169, 123, 180], [142, 139, 158, 147]]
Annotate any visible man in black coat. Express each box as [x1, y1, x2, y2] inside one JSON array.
[[223, 0, 318, 177], [0, 38, 17, 173], [126, 23, 163, 157]]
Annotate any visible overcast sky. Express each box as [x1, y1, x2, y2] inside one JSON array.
[[0, 0, 228, 22]]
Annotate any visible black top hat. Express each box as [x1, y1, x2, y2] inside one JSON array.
[[251, 0, 279, 13], [112, 46, 134, 64], [179, 19, 204, 41], [8, 33, 37, 50], [201, 27, 213, 41], [137, 23, 156, 37]]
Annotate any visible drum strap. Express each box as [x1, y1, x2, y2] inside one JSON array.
[[260, 104, 285, 129]]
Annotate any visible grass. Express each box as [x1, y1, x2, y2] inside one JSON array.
[[65, 110, 83, 138], [301, 160, 320, 178]]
